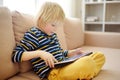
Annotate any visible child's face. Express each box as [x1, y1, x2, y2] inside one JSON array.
[[43, 22, 58, 35]]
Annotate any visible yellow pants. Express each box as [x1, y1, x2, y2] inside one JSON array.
[[48, 52, 105, 80]]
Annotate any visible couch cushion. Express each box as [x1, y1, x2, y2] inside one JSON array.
[[9, 71, 41, 80], [19, 71, 41, 80], [0, 7, 19, 80], [12, 11, 35, 44], [8, 76, 31, 80], [56, 24, 67, 50], [64, 18, 84, 50], [81, 46, 120, 80]]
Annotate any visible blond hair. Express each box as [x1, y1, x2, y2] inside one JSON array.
[[35, 2, 65, 28]]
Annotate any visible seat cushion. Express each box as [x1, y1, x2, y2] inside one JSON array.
[[8, 76, 30, 80], [9, 71, 47, 80], [81, 46, 120, 80], [19, 71, 40, 80]]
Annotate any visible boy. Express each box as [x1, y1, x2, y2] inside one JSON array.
[[12, 2, 105, 80]]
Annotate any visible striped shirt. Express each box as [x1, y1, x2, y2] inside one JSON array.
[[12, 27, 68, 79]]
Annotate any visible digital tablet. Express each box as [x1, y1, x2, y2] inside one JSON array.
[[55, 52, 93, 67]]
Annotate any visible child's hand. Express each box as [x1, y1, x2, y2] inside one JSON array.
[[39, 51, 58, 68], [75, 48, 84, 54], [68, 48, 84, 57]]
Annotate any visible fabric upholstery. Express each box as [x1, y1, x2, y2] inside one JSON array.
[[85, 32, 120, 49], [0, 7, 19, 80], [56, 25, 67, 50], [8, 76, 31, 80], [12, 11, 35, 44], [64, 18, 84, 50], [19, 71, 40, 80]]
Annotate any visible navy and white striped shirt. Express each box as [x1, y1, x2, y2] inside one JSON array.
[[12, 27, 68, 79]]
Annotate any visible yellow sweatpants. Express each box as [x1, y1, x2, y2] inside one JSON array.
[[48, 52, 105, 80]]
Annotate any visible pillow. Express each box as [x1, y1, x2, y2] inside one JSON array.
[[12, 11, 35, 72], [56, 25, 67, 50], [12, 11, 36, 44]]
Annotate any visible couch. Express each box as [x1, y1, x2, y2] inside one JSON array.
[[0, 6, 120, 80]]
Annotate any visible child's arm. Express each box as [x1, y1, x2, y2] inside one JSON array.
[[12, 29, 58, 68], [21, 50, 58, 68]]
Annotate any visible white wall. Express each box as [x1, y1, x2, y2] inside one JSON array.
[[72, 0, 82, 18], [0, 0, 3, 5], [2, 0, 82, 18], [35, 0, 74, 17], [3, 0, 36, 15]]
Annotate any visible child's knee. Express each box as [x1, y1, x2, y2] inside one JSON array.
[[73, 57, 97, 79], [48, 68, 62, 80], [90, 52, 105, 65], [89, 52, 105, 75], [92, 52, 105, 59]]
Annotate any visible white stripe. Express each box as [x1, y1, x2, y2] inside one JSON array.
[[40, 67, 49, 76], [27, 42, 34, 49], [26, 36, 38, 45], [44, 44, 59, 51], [49, 48, 60, 53], [34, 61, 45, 67], [14, 51, 18, 62], [39, 38, 47, 43], [54, 53, 63, 58], [27, 33, 38, 41], [21, 40, 34, 49], [17, 51, 22, 62], [41, 39, 51, 45]]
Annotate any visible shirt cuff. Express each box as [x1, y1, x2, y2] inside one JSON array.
[[63, 50, 68, 57]]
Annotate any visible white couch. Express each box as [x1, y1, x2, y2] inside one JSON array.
[[0, 6, 120, 80]]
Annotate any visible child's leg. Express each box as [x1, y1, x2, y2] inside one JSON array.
[[48, 52, 105, 80], [89, 52, 105, 76]]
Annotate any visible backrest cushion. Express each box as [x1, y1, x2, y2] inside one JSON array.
[[0, 7, 19, 80], [12, 11, 35, 44], [64, 18, 84, 49], [56, 25, 67, 50]]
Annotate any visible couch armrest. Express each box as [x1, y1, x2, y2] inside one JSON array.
[[85, 32, 120, 49]]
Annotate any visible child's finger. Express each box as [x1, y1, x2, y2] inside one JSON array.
[[48, 58, 54, 68], [53, 57, 58, 63]]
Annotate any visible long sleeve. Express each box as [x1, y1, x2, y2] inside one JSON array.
[[12, 27, 39, 63], [62, 50, 68, 57]]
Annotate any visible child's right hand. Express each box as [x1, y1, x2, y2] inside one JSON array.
[[39, 51, 58, 68]]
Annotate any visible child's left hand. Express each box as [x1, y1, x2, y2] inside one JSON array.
[[74, 48, 84, 55], [68, 48, 85, 57]]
